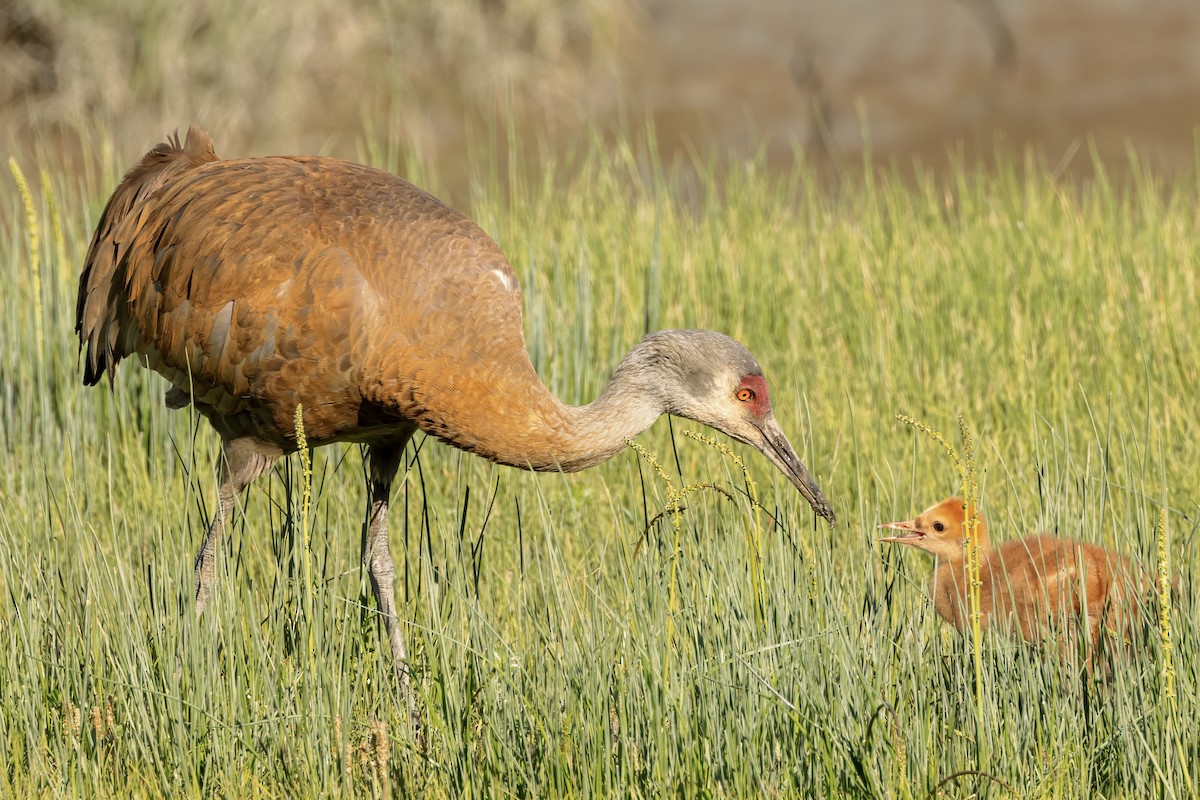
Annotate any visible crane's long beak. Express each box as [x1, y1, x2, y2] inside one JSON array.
[[753, 418, 836, 526], [878, 519, 925, 545]]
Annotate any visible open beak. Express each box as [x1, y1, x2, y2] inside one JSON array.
[[878, 519, 925, 545], [753, 418, 836, 526]]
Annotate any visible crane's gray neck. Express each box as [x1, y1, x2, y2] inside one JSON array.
[[403, 330, 730, 475], [548, 340, 672, 471]]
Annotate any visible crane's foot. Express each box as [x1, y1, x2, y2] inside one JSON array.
[[366, 554, 416, 718], [389, 623, 415, 719]]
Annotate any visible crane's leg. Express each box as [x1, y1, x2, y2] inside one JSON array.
[[362, 437, 413, 696], [194, 437, 280, 616]]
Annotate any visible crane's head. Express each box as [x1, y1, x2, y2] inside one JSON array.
[[628, 330, 836, 526], [878, 497, 988, 560]]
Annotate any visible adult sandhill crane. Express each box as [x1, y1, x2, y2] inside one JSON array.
[[880, 497, 1154, 670], [76, 127, 836, 689]]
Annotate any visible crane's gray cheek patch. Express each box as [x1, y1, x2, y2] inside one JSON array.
[[681, 365, 716, 398]]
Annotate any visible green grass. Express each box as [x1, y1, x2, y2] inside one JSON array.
[[1, 130, 1196, 798]]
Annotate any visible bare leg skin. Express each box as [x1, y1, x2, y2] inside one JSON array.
[[194, 437, 280, 616], [362, 434, 415, 701]]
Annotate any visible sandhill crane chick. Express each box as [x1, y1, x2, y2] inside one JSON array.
[[880, 497, 1154, 667]]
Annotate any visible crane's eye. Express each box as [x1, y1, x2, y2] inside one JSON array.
[[933, 521, 945, 532], [736, 388, 755, 402]]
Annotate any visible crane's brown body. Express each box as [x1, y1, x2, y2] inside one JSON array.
[[76, 128, 835, 693], [881, 498, 1154, 667], [77, 129, 623, 471]]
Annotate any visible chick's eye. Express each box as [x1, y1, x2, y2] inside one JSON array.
[[933, 522, 945, 532], [736, 388, 755, 402]]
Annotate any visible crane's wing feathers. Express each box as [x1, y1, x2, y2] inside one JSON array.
[[77, 126, 219, 385]]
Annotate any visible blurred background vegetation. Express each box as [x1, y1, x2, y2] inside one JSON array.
[[4, 0, 1200, 190]]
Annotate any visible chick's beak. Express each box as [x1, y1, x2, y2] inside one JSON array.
[[753, 418, 836, 526], [878, 519, 924, 545]]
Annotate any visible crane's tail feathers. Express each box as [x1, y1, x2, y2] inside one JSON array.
[[75, 126, 219, 385]]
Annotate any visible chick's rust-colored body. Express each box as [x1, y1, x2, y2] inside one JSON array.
[[881, 498, 1154, 662]]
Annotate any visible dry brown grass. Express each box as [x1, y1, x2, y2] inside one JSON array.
[[4, 0, 639, 187]]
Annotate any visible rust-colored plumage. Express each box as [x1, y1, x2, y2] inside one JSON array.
[[76, 128, 835, 689], [880, 498, 1155, 669]]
